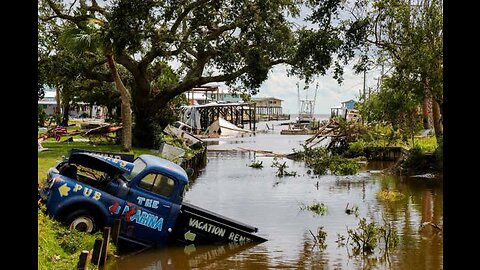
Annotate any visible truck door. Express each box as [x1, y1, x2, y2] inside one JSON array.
[[123, 171, 178, 246]]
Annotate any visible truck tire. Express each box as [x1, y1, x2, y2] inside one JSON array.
[[66, 210, 100, 233]]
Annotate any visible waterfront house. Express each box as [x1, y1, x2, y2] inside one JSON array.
[[38, 90, 107, 119], [251, 97, 284, 115], [331, 99, 360, 122], [341, 99, 356, 110]]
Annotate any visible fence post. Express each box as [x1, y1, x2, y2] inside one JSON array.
[[91, 238, 104, 266], [76, 250, 90, 270], [112, 219, 121, 246], [99, 227, 111, 266]]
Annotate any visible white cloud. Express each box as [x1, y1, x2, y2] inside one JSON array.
[[255, 63, 379, 114]]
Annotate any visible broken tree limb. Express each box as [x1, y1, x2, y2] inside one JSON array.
[[306, 128, 338, 148], [83, 124, 122, 136], [305, 119, 334, 144], [420, 221, 442, 232]]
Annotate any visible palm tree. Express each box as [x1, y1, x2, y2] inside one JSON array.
[[60, 19, 132, 151]]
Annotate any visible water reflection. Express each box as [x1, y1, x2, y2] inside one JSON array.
[[108, 242, 266, 270], [111, 130, 442, 269]]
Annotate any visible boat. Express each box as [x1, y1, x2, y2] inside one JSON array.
[[206, 117, 253, 137], [296, 82, 318, 124], [163, 121, 204, 148]]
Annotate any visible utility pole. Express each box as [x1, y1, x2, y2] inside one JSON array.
[[363, 68, 366, 101]]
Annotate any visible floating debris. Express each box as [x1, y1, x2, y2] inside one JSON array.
[[376, 190, 405, 201], [411, 173, 437, 179]]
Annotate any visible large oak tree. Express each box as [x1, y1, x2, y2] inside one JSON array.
[[40, 0, 354, 148]]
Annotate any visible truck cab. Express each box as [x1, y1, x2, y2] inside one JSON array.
[[40, 150, 187, 247], [39, 149, 267, 248]]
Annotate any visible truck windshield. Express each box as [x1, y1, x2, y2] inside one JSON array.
[[123, 158, 147, 182]]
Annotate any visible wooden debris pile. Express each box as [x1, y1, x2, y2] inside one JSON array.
[[305, 119, 367, 150], [38, 123, 123, 149]]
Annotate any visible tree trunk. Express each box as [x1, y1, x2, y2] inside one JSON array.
[[422, 95, 432, 129], [132, 108, 155, 148], [132, 96, 179, 148], [61, 101, 70, 126], [121, 102, 132, 150], [431, 98, 442, 141], [106, 54, 132, 152], [55, 87, 61, 114]]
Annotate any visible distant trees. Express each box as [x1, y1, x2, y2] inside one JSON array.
[[345, 0, 443, 143]]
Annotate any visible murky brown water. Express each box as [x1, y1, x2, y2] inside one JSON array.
[[108, 121, 443, 270]]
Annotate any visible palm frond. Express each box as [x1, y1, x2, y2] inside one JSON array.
[[59, 25, 102, 55]]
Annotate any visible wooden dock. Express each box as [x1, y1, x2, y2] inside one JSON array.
[[280, 129, 317, 135]]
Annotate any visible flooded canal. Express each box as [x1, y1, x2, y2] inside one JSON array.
[[109, 121, 443, 269]]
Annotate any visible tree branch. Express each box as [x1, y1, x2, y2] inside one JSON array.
[[170, 0, 211, 35], [45, 0, 91, 24], [115, 53, 139, 77], [175, 58, 288, 97], [206, 24, 238, 40], [88, 0, 107, 16], [83, 69, 114, 82]]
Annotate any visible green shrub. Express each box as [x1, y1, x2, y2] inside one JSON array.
[[345, 216, 400, 256], [329, 155, 361, 175], [248, 160, 263, 168], [311, 226, 328, 250], [300, 201, 328, 216], [376, 190, 405, 201], [296, 146, 360, 176], [347, 218, 381, 255], [48, 112, 62, 126], [433, 137, 443, 171], [38, 105, 48, 127], [402, 145, 428, 173], [344, 140, 366, 158], [271, 158, 297, 177]]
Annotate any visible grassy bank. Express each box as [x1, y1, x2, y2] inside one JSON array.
[[38, 135, 162, 268], [38, 204, 116, 269], [38, 122, 206, 268]]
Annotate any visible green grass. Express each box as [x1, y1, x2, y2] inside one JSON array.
[[38, 140, 161, 184], [38, 205, 116, 270], [411, 136, 437, 153], [38, 136, 161, 269], [347, 135, 438, 157]]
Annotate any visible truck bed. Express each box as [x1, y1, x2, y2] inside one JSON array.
[[170, 202, 267, 245]]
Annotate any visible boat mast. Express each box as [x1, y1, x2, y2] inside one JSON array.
[[313, 83, 318, 116], [297, 82, 300, 116]]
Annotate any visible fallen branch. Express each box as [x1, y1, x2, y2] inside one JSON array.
[[420, 221, 442, 232]]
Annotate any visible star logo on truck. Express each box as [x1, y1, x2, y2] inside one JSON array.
[[58, 183, 71, 197], [184, 230, 196, 241]]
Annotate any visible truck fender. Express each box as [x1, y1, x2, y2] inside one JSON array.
[[55, 197, 110, 230]]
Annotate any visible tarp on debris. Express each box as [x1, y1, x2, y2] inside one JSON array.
[[180, 106, 202, 130]]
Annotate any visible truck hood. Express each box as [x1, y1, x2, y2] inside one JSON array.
[[68, 152, 134, 175]]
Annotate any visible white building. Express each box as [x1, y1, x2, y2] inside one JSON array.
[[38, 90, 107, 119]]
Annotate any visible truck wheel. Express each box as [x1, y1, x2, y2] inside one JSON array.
[[66, 210, 99, 233]]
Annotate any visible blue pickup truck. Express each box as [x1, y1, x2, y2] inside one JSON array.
[[39, 149, 266, 248]]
